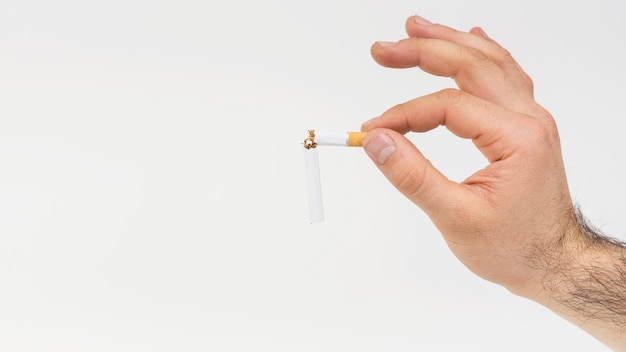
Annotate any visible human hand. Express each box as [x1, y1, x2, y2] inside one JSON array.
[[362, 15, 575, 295], [362, 15, 626, 350]]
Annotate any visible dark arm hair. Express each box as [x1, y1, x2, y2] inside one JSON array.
[[543, 206, 626, 327]]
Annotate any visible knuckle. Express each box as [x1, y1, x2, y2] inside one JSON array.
[[494, 47, 515, 65], [525, 118, 559, 149], [458, 46, 493, 75], [532, 104, 556, 123], [380, 102, 412, 132], [436, 88, 472, 111], [461, 45, 490, 62], [521, 71, 534, 89], [391, 102, 408, 115], [387, 101, 409, 118], [437, 87, 463, 102], [493, 49, 535, 91]]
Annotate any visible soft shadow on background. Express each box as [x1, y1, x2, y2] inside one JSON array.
[[1, 1, 623, 351]]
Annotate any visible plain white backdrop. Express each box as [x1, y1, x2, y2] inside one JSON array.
[[1, 0, 624, 351]]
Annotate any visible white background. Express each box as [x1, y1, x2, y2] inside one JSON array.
[[1, 0, 624, 351]]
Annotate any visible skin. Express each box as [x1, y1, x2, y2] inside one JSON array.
[[361, 15, 626, 350]]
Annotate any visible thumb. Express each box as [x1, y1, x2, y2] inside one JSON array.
[[362, 129, 467, 217]]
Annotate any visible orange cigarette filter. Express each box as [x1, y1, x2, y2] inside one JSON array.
[[347, 132, 367, 146]]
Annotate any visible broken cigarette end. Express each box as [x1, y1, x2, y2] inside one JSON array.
[[304, 130, 367, 148]]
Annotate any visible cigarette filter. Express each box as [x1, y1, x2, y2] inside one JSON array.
[[302, 130, 365, 224]]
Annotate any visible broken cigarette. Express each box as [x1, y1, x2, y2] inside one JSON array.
[[304, 145, 324, 224], [303, 130, 366, 224], [307, 130, 367, 147]]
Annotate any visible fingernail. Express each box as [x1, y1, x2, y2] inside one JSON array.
[[361, 116, 379, 130], [364, 133, 396, 165], [477, 27, 490, 39], [414, 15, 432, 26], [376, 41, 397, 48]]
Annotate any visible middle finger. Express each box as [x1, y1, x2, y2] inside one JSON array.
[[371, 38, 531, 109]]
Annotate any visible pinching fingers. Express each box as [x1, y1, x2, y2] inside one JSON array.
[[362, 89, 538, 163]]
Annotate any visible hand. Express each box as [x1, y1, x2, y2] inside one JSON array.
[[362, 15, 626, 350], [362, 15, 573, 295]]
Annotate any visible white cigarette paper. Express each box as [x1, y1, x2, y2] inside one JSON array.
[[304, 147, 324, 224], [314, 131, 367, 147]]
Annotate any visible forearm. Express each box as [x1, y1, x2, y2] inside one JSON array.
[[520, 207, 626, 350]]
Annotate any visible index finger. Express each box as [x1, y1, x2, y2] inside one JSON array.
[[362, 88, 550, 163]]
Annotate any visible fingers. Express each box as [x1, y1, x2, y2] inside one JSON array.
[[371, 16, 539, 116], [362, 89, 540, 163], [363, 17, 561, 227], [361, 88, 557, 229], [370, 38, 524, 112], [405, 16, 533, 92], [362, 128, 480, 217]]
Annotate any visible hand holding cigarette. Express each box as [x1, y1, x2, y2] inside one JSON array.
[[358, 15, 626, 350]]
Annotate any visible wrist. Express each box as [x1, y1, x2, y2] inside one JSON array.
[[503, 207, 584, 302], [508, 207, 626, 349]]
